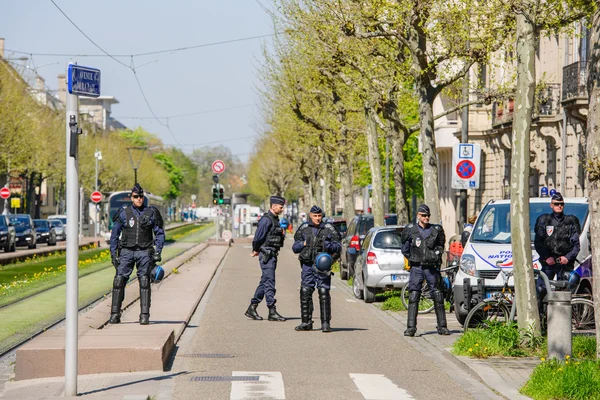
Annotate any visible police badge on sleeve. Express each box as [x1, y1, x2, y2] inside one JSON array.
[[546, 226, 554, 236], [415, 238, 421, 247], [129, 218, 135, 228]]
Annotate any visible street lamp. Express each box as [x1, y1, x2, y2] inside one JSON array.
[[127, 147, 147, 185], [94, 150, 102, 237]]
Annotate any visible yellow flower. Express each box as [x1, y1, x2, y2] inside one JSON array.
[[475, 343, 479, 347], [565, 361, 569, 365], [540, 357, 545, 361], [468, 348, 473, 352], [565, 355, 570, 359]]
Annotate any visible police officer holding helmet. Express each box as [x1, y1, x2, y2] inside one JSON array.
[[245, 195, 287, 322], [109, 184, 165, 325], [292, 205, 341, 333], [400, 204, 449, 336], [534, 192, 581, 285]]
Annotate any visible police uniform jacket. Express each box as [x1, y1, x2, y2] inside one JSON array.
[[534, 212, 581, 265], [252, 211, 285, 253], [400, 223, 446, 267], [110, 204, 165, 257], [292, 221, 342, 264]]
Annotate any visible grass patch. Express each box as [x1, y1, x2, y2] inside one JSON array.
[[347, 276, 353, 287], [381, 296, 406, 311], [331, 261, 340, 273], [521, 359, 600, 400], [453, 321, 546, 358]]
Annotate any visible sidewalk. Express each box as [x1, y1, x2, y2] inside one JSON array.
[[333, 276, 541, 400]]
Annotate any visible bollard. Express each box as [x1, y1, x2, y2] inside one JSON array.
[[547, 291, 572, 361]]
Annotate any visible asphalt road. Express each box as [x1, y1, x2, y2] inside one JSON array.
[[170, 241, 478, 400]]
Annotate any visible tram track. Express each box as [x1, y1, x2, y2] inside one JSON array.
[[0, 223, 214, 359]]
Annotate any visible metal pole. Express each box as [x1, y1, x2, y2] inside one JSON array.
[[65, 64, 79, 396], [459, 64, 470, 233], [95, 152, 98, 237], [134, 168, 138, 185], [79, 186, 83, 239], [561, 110, 567, 192]]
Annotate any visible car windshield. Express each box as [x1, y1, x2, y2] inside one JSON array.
[[359, 219, 375, 235], [49, 220, 63, 228], [384, 215, 398, 225], [34, 220, 48, 229], [333, 221, 347, 234], [471, 202, 588, 244], [373, 228, 404, 249], [9, 217, 28, 226]]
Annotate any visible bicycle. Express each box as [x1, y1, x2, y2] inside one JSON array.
[[463, 269, 596, 333], [400, 260, 460, 314]]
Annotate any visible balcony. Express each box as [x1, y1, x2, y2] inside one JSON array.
[[491, 98, 514, 127], [562, 61, 588, 101], [534, 83, 561, 118]]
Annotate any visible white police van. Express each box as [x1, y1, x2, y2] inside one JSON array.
[[453, 197, 590, 325]]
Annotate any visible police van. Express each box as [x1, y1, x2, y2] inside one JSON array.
[[453, 197, 590, 325]]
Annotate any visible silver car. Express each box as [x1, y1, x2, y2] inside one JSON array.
[[48, 219, 66, 241], [352, 225, 409, 303]]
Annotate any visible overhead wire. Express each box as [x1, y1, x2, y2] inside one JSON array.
[[113, 103, 258, 121]]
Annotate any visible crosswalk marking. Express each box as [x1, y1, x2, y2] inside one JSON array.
[[231, 371, 285, 399], [350, 373, 415, 400]]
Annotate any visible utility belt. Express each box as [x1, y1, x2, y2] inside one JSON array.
[[260, 247, 278, 263], [409, 263, 440, 269]]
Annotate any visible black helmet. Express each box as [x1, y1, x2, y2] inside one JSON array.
[[150, 265, 165, 283], [314, 253, 333, 272]]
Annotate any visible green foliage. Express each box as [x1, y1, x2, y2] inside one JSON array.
[[381, 295, 406, 311], [521, 359, 600, 400], [153, 153, 184, 200]]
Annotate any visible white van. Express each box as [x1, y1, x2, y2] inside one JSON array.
[[453, 197, 590, 325]]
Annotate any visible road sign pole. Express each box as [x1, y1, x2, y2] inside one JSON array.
[[459, 64, 470, 232], [65, 64, 79, 396]]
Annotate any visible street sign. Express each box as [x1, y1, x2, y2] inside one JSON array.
[[452, 143, 481, 189], [212, 160, 225, 174], [67, 65, 101, 97], [90, 191, 103, 203], [11, 198, 20, 209], [0, 187, 10, 200], [222, 230, 232, 241]]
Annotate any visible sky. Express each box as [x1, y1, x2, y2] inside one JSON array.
[[0, 0, 275, 162]]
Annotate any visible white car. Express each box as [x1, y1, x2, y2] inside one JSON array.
[[352, 225, 408, 303], [48, 215, 68, 230]]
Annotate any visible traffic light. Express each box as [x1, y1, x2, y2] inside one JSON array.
[[212, 185, 219, 205], [218, 187, 224, 204]]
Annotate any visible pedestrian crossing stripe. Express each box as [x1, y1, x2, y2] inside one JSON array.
[[350, 373, 416, 399], [231, 371, 285, 400], [228, 372, 415, 399]]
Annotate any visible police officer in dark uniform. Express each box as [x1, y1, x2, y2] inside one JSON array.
[[400, 204, 449, 336], [292, 206, 342, 333], [245, 195, 287, 322], [534, 192, 581, 294], [109, 184, 165, 325]]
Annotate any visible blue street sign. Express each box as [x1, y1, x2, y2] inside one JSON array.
[[68, 65, 101, 97]]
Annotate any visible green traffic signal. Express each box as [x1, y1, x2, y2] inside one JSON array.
[[218, 199, 224, 204]]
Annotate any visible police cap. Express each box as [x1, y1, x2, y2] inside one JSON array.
[[310, 205, 323, 214], [132, 183, 144, 195], [270, 195, 285, 205], [417, 204, 430, 215], [551, 192, 564, 202]]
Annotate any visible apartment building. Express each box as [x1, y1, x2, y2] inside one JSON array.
[[437, 23, 591, 238]]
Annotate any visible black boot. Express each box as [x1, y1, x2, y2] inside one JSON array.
[[139, 276, 151, 325], [433, 290, 450, 335], [318, 288, 332, 333], [295, 286, 314, 331], [109, 276, 126, 324], [268, 305, 286, 321], [404, 291, 419, 336], [245, 303, 263, 320]]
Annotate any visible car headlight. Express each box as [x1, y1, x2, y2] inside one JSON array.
[[460, 254, 477, 277], [42, 232, 49, 236]]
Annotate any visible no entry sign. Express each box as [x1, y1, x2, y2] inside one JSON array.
[[0, 187, 10, 200], [91, 191, 103, 203]]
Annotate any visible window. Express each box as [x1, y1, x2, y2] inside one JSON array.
[[373, 229, 404, 249]]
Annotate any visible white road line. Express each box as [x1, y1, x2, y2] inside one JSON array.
[[346, 299, 356, 302], [231, 371, 285, 399], [350, 373, 415, 400]]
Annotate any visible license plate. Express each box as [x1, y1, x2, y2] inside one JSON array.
[[391, 274, 408, 282]]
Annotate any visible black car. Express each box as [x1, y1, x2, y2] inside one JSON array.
[[0, 215, 16, 252], [10, 214, 37, 249], [339, 214, 399, 280], [33, 219, 57, 246]]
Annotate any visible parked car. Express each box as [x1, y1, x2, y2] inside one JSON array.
[[0, 215, 16, 252], [339, 214, 400, 280], [10, 214, 37, 249], [352, 225, 408, 303], [48, 214, 67, 229], [49, 219, 66, 241], [33, 219, 57, 246], [331, 218, 347, 237]]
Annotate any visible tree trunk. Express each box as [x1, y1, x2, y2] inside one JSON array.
[[390, 130, 409, 224], [585, 10, 600, 357], [338, 152, 355, 220], [323, 153, 332, 216], [365, 106, 384, 226], [416, 81, 442, 224], [301, 174, 312, 216], [511, 11, 540, 335]]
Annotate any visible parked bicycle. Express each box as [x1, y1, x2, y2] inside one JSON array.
[[463, 269, 595, 333]]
